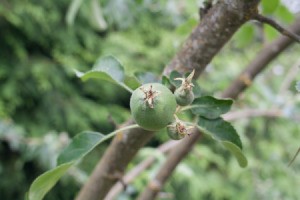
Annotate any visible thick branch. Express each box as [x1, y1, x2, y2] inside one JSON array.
[[76, 0, 259, 199], [164, 0, 259, 78], [138, 16, 300, 200]]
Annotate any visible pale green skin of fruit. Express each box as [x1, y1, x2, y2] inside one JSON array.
[[167, 125, 185, 140], [174, 86, 194, 106], [130, 83, 177, 131]]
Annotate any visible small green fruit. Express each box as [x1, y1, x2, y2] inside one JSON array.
[[130, 83, 177, 131], [174, 87, 194, 106], [174, 69, 195, 106], [167, 123, 185, 140]]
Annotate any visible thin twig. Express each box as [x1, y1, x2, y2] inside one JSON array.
[[223, 109, 282, 121], [278, 59, 300, 95], [253, 14, 300, 43], [288, 147, 300, 167], [104, 140, 179, 200]]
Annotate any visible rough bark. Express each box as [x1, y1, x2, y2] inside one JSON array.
[[137, 17, 300, 200], [76, 0, 259, 199], [163, 0, 259, 78]]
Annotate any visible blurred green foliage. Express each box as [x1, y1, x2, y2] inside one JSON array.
[[0, 0, 300, 200]]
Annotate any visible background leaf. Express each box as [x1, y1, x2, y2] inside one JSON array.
[[57, 131, 104, 165], [261, 0, 279, 14], [28, 162, 74, 200], [191, 96, 233, 119], [296, 81, 300, 92]]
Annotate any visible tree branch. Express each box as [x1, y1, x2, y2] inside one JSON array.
[[222, 17, 300, 99], [137, 129, 202, 200], [76, 0, 259, 199], [104, 140, 179, 200], [137, 16, 300, 200], [223, 109, 282, 121], [253, 14, 300, 43]]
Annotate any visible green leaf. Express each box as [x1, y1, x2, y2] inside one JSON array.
[[264, 24, 279, 42], [191, 96, 233, 119], [192, 80, 202, 98], [75, 56, 138, 92], [261, 0, 279, 14], [124, 76, 141, 90], [176, 17, 198, 35], [198, 117, 242, 149], [93, 56, 124, 82], [66, 0, 84, 26], [197, 117, 247, 167], [57, 131, 104, 165], [161, 76, 172, 89], [28, 162, 74, 200], [169, 70, 182, 88], [222, 141, 248, 168], [28, 131, 106, 200], [135, 72, 159, 84], [234, 24, 255, 48], [274, 4, 294, 23]]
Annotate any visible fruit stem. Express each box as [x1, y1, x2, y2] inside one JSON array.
[[178, 105, 199, 112], [120, 83, 134, 93], [101, 124, 140, 142]]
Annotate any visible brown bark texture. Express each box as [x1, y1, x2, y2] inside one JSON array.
[[76, 0, 259, 199], [137, 16, 300, 200]]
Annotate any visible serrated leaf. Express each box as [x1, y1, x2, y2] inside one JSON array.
[[28, 131, 106, 200], [222, 141, 248, 168], [296, 81, 300, 92], [75, 56, 138, 91], [57, 131, 104, 165], [198, 117, 242, 149], [28, 162, 74, 200], [93, 56, 124, 82], [135, 72, 159, 84], [197, 117, 247, 167], [261, 0, 279, 14], [191, 96, 233, 119]]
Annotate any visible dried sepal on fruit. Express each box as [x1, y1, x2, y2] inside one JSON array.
[[130, 83, 177, 131], [167, 115, 194, 140], [174, 70, 195, 106]]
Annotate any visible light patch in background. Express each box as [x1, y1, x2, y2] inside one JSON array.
[[282, 0, 300, 13]]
